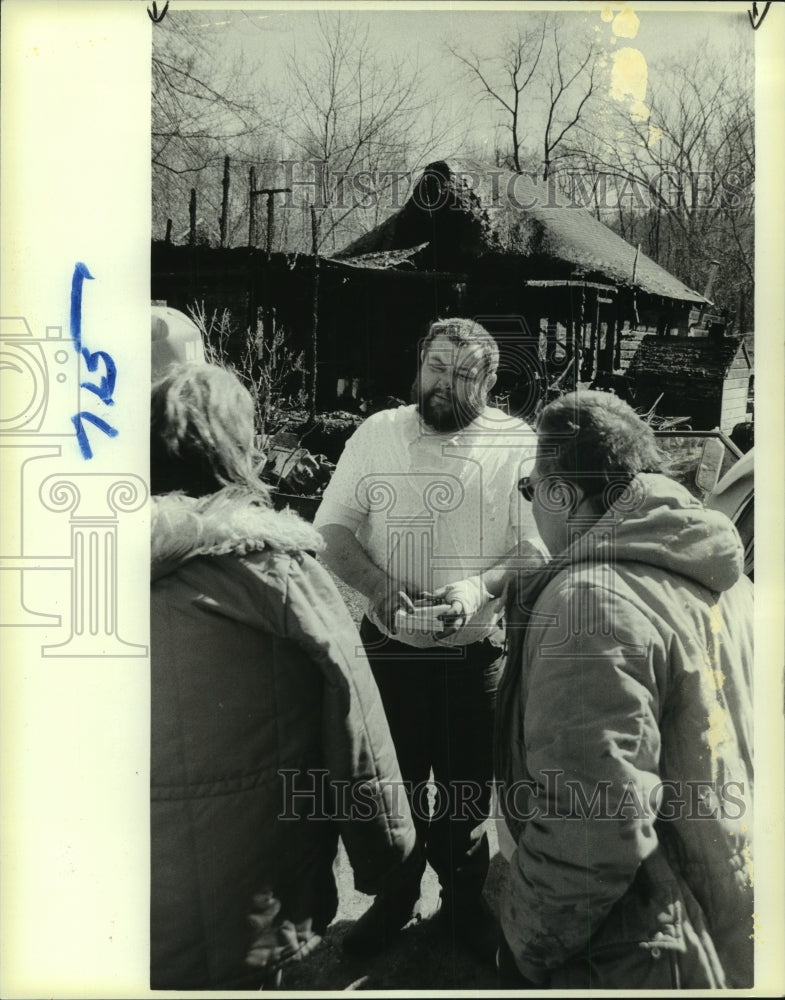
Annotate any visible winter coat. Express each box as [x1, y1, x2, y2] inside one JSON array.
[[495, 473, 754, 990], [151, 490, 415, 990]]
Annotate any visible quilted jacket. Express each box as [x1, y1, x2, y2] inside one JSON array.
[[496, 473, 754, 990], [151, 490, 415, 989]]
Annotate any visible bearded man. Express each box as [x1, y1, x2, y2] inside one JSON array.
[[314, 318, 544, 962]]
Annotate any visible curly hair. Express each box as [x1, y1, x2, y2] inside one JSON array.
[[421, 317, 499, 376], [536, 390, 666, 499], [150, 362, 269, 500]]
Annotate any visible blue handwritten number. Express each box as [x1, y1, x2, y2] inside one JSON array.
[[71, 412, 119, 460], [81, 349, 117, 404], [69, 262, 119, 458], [70, 262, 94, 352]]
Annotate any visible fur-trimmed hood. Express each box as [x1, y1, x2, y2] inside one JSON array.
[[152, 489, 325, 582]]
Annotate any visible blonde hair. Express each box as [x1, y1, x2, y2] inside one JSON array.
[[150, 363, 268, 500]]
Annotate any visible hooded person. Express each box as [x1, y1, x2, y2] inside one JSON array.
[[439, 390, 754, 989], [149, 362, 416, 990]]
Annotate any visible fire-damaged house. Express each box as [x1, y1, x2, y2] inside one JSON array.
[[152, 159, 749, 429]]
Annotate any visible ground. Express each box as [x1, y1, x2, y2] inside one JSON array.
[[280, 566, 510, 991], [280, 843, 507, 991]]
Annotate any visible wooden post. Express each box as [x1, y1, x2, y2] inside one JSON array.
[[165, 218, 172, 245], [267, 191, 275, 257], [584, 292, 599, 382], [249, 177, 292, 252], [247, 187, 292, 343], [250, 187, 292, 259], [309, 205, 320, 421], [189, 189, 197, 247], [738, 287, 747, 334], [220, 156, 230, 248], [545, 318, 558, 382], [578, 284, 587, 380], [248, 166, 257, 247], [598, 310, 616, 374], [613, 307, 622, 370]]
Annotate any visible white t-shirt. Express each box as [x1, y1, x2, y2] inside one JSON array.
[[314, 404, 543, 648]]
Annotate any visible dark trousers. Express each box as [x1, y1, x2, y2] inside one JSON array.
[[360, 617, 505, 903]]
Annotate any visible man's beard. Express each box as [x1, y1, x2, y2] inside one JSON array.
[[411, 378, 485, 432]]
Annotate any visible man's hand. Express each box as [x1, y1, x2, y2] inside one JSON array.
[[370, 577, 417, 635], [424, 575, 494, 640], [427, 541, 550, 638]]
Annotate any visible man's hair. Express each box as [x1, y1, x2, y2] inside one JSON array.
[[536, 390, 666, 499], [150, 362, 268, 499], [421, 317, 499, 376]]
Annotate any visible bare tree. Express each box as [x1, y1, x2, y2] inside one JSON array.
[[447, 20, 547, 173], [152, 12, 274, 242], [572, 39, 754, 327], [448, 13, 602, 178], [152, 11, 467, 250], [540, 21, 601, 180], [275, 12, 462, 253]]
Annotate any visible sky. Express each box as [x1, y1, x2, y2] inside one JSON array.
[[192, 4, 748, 66], [171, 3, 752, 165]]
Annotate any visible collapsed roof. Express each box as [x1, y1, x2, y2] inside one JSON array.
[[335, 160, 708, 305]]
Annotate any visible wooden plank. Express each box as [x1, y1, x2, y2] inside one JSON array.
[[721, 405, 748, 425], [721, 412, 749, 428], [722, 387, 751, 403]]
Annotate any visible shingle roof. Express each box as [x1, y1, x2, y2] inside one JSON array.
[[627, 335, 748, 379], [336, 160, 708, 304]]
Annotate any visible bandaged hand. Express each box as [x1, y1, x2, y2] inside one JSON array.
[[425, 575, 494, 639]]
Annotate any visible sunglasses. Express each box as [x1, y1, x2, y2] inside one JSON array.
[[518, 473, 635, 507], [517, 474, 581, 517], [517, 475, 536, 502]]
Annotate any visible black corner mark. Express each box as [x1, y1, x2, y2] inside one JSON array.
[[148, 0, 170, 24], [748, 1, 772, 29]]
